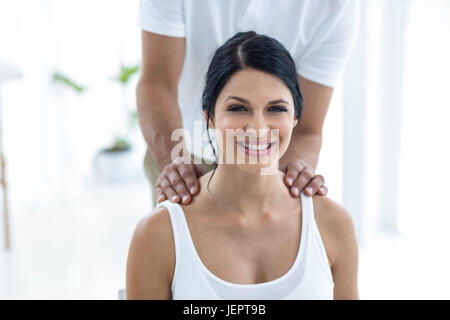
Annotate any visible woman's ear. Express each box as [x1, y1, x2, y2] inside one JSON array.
[[204, 110, 215, 129], [293, 117, 299, 128]]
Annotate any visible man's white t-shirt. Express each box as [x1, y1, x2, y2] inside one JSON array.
[[137, 0, 359, 161]]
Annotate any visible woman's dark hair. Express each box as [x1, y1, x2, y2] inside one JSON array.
[[202, 31, 304, 190]]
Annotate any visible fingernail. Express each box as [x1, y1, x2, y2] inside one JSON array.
[[190, 187, 197, 194], [306, 187, 313, 195], [182, 195, 189, 203], [292, 187, 299, 195], [287, 178, 293, 186], [320, 187, 325, 193], [157, 196, 165, 202], [171, 195, 179, 201]]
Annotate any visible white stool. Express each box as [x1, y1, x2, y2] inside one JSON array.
[[0, 61, 22, 249]]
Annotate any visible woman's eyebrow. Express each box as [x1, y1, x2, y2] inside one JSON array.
[[224, 96, 250, 104], [224, 96, 289, 105], [267, 99, 289, 105]]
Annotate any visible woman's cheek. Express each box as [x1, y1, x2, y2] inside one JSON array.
[[275, 118, 295, 149], [213, 126, 235, 157], [214, 117, 242, 146]]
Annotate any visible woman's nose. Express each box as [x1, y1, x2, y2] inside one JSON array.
[[246, 112, 270, 132]]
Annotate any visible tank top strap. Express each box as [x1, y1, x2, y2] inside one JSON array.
[[155, 198, 197, 253], [299, 192, 334, 284], [155, 199, 182, 239], [299, 191, 312, 232], [155, 200, 195, 290], [155, 199, 193, 246]]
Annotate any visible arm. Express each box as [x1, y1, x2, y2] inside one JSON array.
[[313, 196, 359, 299], [280, 75, 333, 171], [138, 31, 206, 204], [329, 206, 359, 300], [126, 207, 174, 299], [281, 76, 334, 196], [137, 31, 186, 171], [282, 0, 358, 195]]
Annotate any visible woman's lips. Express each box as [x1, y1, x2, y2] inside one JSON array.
[[236, 141, 276, 158]]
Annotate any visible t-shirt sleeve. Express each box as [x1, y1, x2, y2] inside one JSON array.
[[137, 0, 186, 38], [297, 0, 359, 87]]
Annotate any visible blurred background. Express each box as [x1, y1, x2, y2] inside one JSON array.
[[0, 0, 449, 299]]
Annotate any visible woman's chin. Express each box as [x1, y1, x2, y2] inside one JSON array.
[[235, 158, 279, 175]]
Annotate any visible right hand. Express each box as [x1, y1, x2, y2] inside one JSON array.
[[154, 156, 209, 205]]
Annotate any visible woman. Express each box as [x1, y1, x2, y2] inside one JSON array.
[[126, 31, 359, 300]]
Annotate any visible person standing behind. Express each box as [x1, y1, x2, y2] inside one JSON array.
[[136, 0, 359, 208]]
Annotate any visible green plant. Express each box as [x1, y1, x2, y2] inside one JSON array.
[[128, 110, 138, 129], [108, 135, 131, 152], [50, 64, 141, 153], [113, 63, 141, 133], [52, 71, 87, 94], [113, 63, 141, 85]]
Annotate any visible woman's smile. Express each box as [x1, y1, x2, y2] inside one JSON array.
[[236, 140, 277, 158]]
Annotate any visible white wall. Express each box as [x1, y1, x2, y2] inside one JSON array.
[[0, 0, 143, 207]]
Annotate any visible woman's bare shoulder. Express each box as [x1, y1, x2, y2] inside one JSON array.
[[137, 205, 173, 231], [311, 195, 357, 265], [310, 195, 359, 298], [311, 195, 354, 230], [133, 205, 175, 265], [131, 205, 174, 247], [126, 206, 175, 299]]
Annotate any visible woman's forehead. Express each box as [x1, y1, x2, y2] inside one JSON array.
[[218, 69, 293, 104]]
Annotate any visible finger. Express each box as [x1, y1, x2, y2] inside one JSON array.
[[303, 175, 325, 196], [160, 177, 181, 203], [177, 163, 200, 196], [318, 185, 328, 195], [154, 187, 167, 203], [284, 161, 306, 187], [165, 164, 192, 204], [290, 167, 314, 197]]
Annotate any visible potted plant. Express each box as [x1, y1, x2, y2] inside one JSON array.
[[51, 64, 141, 183], [94, 63, 140, 182]]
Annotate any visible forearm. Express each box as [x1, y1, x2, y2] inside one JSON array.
[[282, 75, 333, 172], [279, 130, 322, 171], [137, 80, 186, 171]]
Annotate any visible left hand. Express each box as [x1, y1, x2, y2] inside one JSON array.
[[281, 160, 328, 197]]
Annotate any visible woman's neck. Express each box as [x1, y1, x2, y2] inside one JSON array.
[[203, 164, 287, 218]]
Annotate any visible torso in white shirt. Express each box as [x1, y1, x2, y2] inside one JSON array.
[[138, 0, 358, 159]]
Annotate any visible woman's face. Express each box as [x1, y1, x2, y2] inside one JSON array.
[[204, 68, 299, 174]]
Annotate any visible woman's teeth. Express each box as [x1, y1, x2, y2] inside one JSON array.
[[236, 141, 273, 150], [244, 143, 271, 150]]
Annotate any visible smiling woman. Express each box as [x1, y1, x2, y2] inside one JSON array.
[[126, 31, 358, 300], [201, 31, 303, 186]]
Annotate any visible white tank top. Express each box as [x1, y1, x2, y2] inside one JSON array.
[[156, 191, 334, 299]]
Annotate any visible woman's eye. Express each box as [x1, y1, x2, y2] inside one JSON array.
[[227, 105, 287, 112], [227, 105, 247, 112], [269, 106, 288, 112]]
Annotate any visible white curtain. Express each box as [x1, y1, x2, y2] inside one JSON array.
[[340, 0, 450, 246], [398, 0, 450, 242]]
